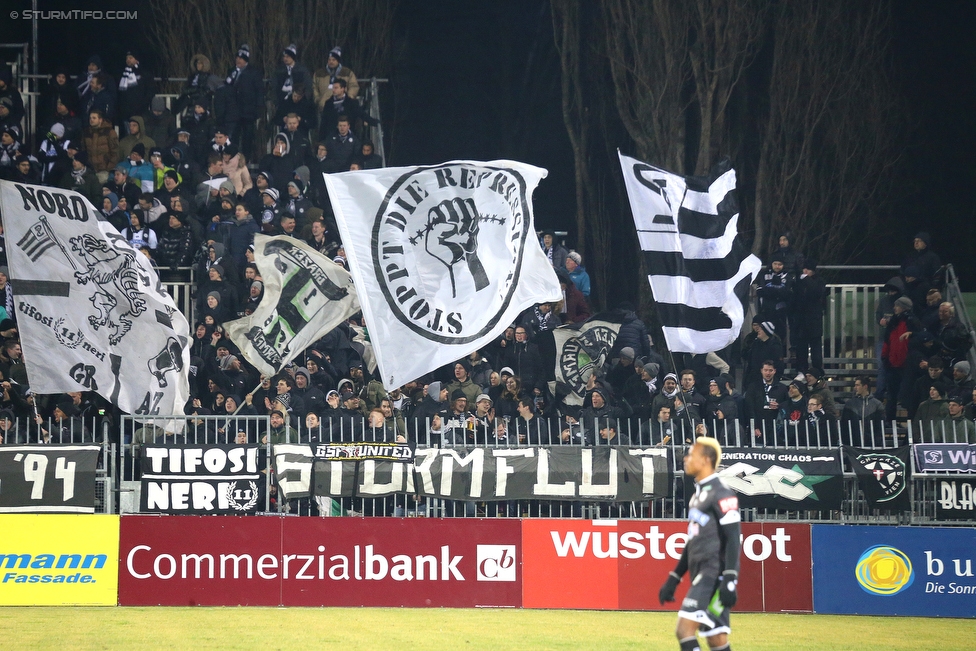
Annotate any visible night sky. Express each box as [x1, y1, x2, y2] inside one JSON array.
[[2, 0, 973, 285]]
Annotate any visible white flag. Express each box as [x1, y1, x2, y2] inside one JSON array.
[[0, 180, 190, 417], [618, 152, 762, 354], [324, 160, 562, 388], [223, 235, 359, 377]]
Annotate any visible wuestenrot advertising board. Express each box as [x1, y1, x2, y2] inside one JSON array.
[[118, 516, 522, 607], [520, 520, 812, 612]]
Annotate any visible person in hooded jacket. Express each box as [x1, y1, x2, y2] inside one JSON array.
[[260, 133, 299, 196], [176, 54, 220, 117], [99, 192, 128, 232], [874, 276, 905, 399], [156, 211, 195, 269], [225, 201, 260, 269], [841, 376, 885, 446], [117, 116, 156, 165], [183, 101, 215, 164], [771, 232, 804, 275], [143, 96, 178, 150], [283, 179, 313, 230], [39, 68, 77, 127], [901, 231, 942, 286], [882, 296, 921, 421], [36, 122, 72, 184], [0, 69, 24, 130], [705, 377, 739, 445], [609, 302, 651, 361]]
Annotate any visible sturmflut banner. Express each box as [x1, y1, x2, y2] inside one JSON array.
[[223, 235, 359, 377], [618, 153, 761, 354], [139, 444, 263, 513], [275, 445, 670, 502], [0, 181, 190, 419], [0, 445, 100, 513], [324, 161, 562, 388], [716, 448, 844, 510]]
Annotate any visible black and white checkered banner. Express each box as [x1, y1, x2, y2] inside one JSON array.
[[0, 445, 100, 513], [275, 444, 670, 502], [140, 444, 263, 513]]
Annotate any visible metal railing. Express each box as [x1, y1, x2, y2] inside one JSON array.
[[2, 414, 115, 514], [103, 413, 975, 524]]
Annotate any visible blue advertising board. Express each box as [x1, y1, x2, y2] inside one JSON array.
[[812, 525, 976, 617]]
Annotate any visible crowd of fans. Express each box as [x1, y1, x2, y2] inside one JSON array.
[[0, 46, 972, 453]]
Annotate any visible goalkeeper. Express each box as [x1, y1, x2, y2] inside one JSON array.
[[658, 436, 741, 651]]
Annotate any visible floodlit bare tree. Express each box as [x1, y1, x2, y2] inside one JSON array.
[[146, 0, 396, 93], [551, 1, 612, 304], [687, 0, 766, 174], [752, 1, 902, 263]]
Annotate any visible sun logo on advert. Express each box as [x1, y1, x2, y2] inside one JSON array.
[[855, 545, 914, 596]]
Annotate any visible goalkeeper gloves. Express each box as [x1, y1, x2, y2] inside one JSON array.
[[658, 571, 681, 604], [718, 570, 738, 607]]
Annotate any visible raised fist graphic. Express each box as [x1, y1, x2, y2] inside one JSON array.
[[424, 197, 489, 297]]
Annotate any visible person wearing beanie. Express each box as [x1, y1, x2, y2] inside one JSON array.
[[771, 232, 804, 275], [313, 45, 360, 116], [952, 361, 974, 392], [741, 315, 785, 389], [881, 292, 921, 421], [755, 252, 794, 345], [447, 360, 481, 406], [901, 231, 941, 285], [37, 120, 72, 184], [273, 43, 310, 106], [144, 93, 178, 148], [35, 400, 91, 444], [564, 250, 591, 298], [58, 147, 101, 204], [225, 43, 264, 159], [156, 210, 195, 270], [791, 257, 827, 374]]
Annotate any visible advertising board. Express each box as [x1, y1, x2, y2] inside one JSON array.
[[119, 516, 521, 607], [521, 519, 812, 612], [0, 514, 119, 605], [812, 525, 976, 618]]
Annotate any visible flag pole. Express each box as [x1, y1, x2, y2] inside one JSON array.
[[235, 378, 265, 415]]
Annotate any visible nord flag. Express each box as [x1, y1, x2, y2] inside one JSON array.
[[618, 152, 761, 354], [223, 235, 360, 377], [324, 161, 562, 388], [0, 181, 190, 417]]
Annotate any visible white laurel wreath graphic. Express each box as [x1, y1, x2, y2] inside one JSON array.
[[226, 480, 259, 511], [53, 318, 85, 349]]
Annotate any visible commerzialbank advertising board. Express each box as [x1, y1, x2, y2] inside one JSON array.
[[812, 525, 976, 617]]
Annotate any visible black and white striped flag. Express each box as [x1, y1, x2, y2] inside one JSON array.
[[619, 152, 761, 354]]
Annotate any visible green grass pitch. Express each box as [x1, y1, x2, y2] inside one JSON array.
[[1, 608, 973, 650]]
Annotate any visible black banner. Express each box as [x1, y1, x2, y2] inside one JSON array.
[[844, 446, 911, 512], [935, 478, 976, 521], [312, 442, 414, 462], [0, 445, 100, 513], [914, 443, 976, 473], [715, 448, 844, 510], [140, 444, 263, 513], [274, 444, 671, 502]]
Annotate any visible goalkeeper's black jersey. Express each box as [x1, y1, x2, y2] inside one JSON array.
[[686, 473, 741, 575]]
